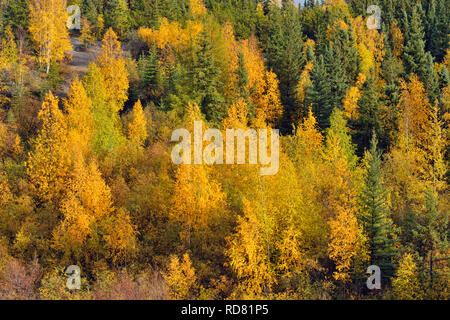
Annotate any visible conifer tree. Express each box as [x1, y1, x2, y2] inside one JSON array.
[[360, 133, 396, 278], [104, 0, 131, 37], [352, 75, 385, 154], [191, 30, 226, 123], [4, 0, 29, 32], [425, 0, 449, 62], [403, 5, 427, 80]]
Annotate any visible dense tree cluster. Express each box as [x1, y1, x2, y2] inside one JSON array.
[[0, 0, 448, 300]]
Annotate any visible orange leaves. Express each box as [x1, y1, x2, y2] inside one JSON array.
[[398, 74, 432, 145], [222, 98, 248, 129], [296, 61, 314, 105], [328, 206, 359, 281], [52, 158, 113, 253], [103, 208, 137, 264], [238, 37, 283, 125], [390, 21, 404, 58]]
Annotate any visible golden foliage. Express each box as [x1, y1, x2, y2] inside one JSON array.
[[392, 253, 423, 300], [29, 0, 72, 73], [164, 253, 197, 300], [127, 100, 148, 146], [64, 78, 94, 157], [27, 92, 71, 203], [97, 28, 129, 110]]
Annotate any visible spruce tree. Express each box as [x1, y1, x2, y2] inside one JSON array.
[[3, 0, 29, 32], [425, 0, 449, 62], [352, 75, 385, 155], [267, 2, 304, 133], [191, 30, 226, 124], [415, 191, 449, 292], [360, 133, 396, 278], [403, 5, 427, 79], [305, 55, 333, 130], [104, 0, 131, 37], [422, 53, 440, 103], [438, 66, 449, 90]]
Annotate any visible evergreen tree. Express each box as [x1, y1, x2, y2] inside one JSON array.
[[403, 5, 427, 79], [329, 27, 359, 86], [438, 66, 449, 90], [104, 0, 131, 37], [352, 76, 385, 154], [191, 30, 226, 124], [305, 55, 333, 130], [267, 2, 304, 133], [3, 0, 29, 32], [425, 0, 449, 62], [139, 45, 162, 104], [360, 133, 396, 278], [415, 191, 449, 292]]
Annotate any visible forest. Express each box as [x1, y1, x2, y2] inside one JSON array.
[[0, 0, 448, 300]]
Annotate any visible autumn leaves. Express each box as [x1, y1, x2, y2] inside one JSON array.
[[26, 27, 137, 266]]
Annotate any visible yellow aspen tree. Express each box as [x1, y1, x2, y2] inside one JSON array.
[[222, 98, 248, 129], [164, 253, 197, 300], [342, 73, 366, 120], [79, 16, 95, 47], [352, 16, 385, 75], [138, 18, 202, 55], [0, 173, 13, 208], [190, 0, 207, 18], [222, 22, 239, 100], [424, 103, 447, 195], [64, 78, 94, 157], [0, 26, 18, 106], [320, 111, 361, 281], [357, 42, 375, 75], [102, 208, 137, 264], [127, 100, 148, 147], [0, 26, 18, 72], [170, 163, 226, 248], [328, 206, 360, 281], [390, 21, 404, 58], [52, 157, 114, 258], [227, 199, 276, 298], [29, 0, 72, 74], [384, 76, 433, 219], [392, 253, 424, 300], [0, 122, 22, 160], [240, 37, 283, 125], [27, 92, 71, 204], [398, 74, 432, 147], [296, 60, 314, 105], [97, 28, 129, 110]]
